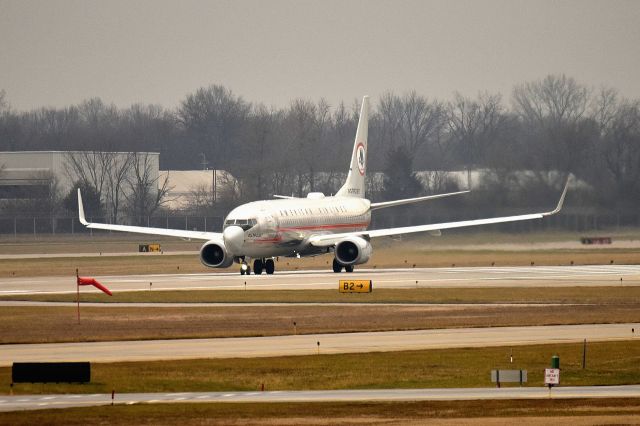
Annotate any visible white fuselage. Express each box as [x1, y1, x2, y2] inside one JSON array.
[[223, 196, 371, 258]]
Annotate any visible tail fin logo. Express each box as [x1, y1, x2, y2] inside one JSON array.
[[356, 143, 366, 176]]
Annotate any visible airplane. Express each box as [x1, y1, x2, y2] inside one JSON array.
[[78, 95, 570, 275]]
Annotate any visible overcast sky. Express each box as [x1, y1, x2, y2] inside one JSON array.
[[1, 0, 639, 111]]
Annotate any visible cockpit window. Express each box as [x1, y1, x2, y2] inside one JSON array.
[[224, 218, 257, 231]]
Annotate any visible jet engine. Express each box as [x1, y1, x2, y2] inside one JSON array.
[[199, 240, 234, 268], [335, 237, 372, 266]]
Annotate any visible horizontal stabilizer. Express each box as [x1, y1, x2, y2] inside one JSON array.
[[370, 190, 470, 211]]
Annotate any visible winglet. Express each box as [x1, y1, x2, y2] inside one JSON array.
[[78, 189, 89, 226], [543, 175, 571, 216]]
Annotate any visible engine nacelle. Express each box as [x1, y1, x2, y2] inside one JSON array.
[[335, 237, 372, 266], [199, 240, 234, 268]]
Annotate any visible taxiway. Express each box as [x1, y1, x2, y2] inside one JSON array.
[[1, 323, 637, 366], [2, 385, 639, 412], [1, 265, 639, 295]]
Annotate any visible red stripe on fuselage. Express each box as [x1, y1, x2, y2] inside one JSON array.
[[251, 222, 369, 243]]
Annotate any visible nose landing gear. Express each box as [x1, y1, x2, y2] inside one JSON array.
[[240, 262, 251, 275]]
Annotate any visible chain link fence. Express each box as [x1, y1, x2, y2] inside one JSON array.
[[0, 212, 637, 237]]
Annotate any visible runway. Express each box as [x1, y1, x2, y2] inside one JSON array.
[[1, 265, 640, 295], [2, 385, 639, 412], [1, 323, 637, 366]]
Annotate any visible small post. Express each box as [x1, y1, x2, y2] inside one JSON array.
[[149, 282, 152, 291], [261, 383, 264, 392], [9, 383, 13, 396], [317, 341, 320, 355], [582, 338, 587, 369], [293, 321, 297, 335], [244, 281, 247, 290], [76, 268, 80, 324], [111, 389, 115, 405], [496, 370, 500, 388], [510, 347, 513, 364]]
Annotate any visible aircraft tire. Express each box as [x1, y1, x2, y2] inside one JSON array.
[[265, 259, 275, 274], [332, 258, 343, 273], [253, 259, 263, 275], [345, 265, 354, 273]]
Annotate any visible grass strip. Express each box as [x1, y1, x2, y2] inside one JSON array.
[[1, 399, 640, 425], [3, 286, 640, 304], [0, 303, 639, 344], [3, 341, 640, 395]]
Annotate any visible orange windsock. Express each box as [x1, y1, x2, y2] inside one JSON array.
[[77, 276, 112, 296]]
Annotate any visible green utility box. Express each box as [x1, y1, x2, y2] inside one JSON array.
[[551, 355, 560, 369]]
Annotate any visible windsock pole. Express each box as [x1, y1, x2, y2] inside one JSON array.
[[76, 268, 80, 324]]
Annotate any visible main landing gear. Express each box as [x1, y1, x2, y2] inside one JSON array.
[[241, 258, 275, 275], [332, 258, 354, 273]]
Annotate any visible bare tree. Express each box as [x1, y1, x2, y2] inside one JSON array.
[[511, 74, 592, 184], [376, 92, 445, 170], [0, 90, 7, 112], [513, 74, 589, 126], [123, 153, 171, 222], [178, 85, 251, 170], [447, 92, 506, 168]]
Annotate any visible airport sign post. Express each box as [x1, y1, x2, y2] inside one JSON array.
[[544, 368, 560, 388], [339, 279, 372, 293]]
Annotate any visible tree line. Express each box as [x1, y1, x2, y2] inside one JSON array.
[[0, 74, 639, 219]]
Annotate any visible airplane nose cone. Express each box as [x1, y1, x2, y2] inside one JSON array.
[[223, 225, 245, 254]]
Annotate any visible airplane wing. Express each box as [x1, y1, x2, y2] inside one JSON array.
[[273, 195, 298, 199], [309, 176, 570, 247], [78, 189, 220, 241], [370, 190, 470, 211]]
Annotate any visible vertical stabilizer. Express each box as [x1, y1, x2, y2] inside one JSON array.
[[336, 96, 369, 198]]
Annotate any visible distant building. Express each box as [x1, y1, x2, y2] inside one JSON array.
[[160, 170, 235, 210], [0, 151, 159, 203]]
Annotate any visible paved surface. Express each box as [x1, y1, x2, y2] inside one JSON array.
[[1, 323, 638, 366], [1, 265, 639, 295], [2, 385, 640, 412], [0, 301, 577, 307]]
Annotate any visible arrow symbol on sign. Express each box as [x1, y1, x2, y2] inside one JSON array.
[[357, 284, 363, 288]]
